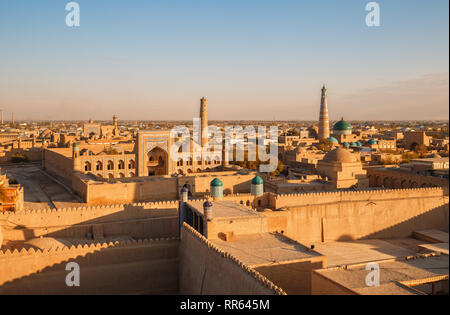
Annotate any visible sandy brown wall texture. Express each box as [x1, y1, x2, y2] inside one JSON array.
[[311, 271, 357, 295], [0, 239, 179, 294], [43, 149, 74, 183], [0, 148, 42, 163], [84, 177, 179, 204], [0, 202, 178, 242], [254, 257, 326, 295], [178, 223, 285, 295], [275, 188, 449, 243]]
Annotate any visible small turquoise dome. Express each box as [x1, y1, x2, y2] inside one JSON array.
[[333, 118, 352, 131], [356, 141, 362, 147], [251, 176, 263, 185], [326, 137, 339, 144], [342, 142, 350, 148], [368, 139, 378, 145], [210, 178, 223, 187], [350, 142, 357, 147]]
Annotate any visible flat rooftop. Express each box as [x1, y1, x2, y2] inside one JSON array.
[[311, 239, 420, 268], [315, 254, 449, 295], [187, 200, 265, 220], [211, 233, 323, 267]]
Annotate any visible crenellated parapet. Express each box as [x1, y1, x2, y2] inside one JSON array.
[[0, 236, 178, 257], [0, 200, 179, 222], [181, 223, 286, 295], [274, 187, 447, 208]]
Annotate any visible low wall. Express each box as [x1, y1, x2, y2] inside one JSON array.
[[0, 238, 179, 294], [178, 223, 285, 295], [311, 270, 357, 295], [254, 257, 326, 295], [0, 201, 179, 241]]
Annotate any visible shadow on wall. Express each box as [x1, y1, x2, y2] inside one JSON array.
[[2, 204, 178, 245], [233, 180, 252, 194], [364, 203, 449, 240], [0, 240, 179, 295]]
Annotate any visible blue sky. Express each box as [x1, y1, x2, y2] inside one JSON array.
[[0, 0, 448, 120]]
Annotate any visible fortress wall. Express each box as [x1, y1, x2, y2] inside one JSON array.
[[85, 177, 179, 204], [79, 173, 256, 205], [0, 238, 179, 294], [279, 188, 449, 243], [220, 193, 273, 209], [179, 223, 285, 295], [0, 202, 178, 241], [273, 187, 446, 209], [71, 172, 88, 201], [193, 174, 254, 194], [43, 148, 74, 183], [0, 148, 42, 163]]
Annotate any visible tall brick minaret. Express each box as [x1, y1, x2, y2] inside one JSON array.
[[318, 85, 330, 140], [113, 114, 119, 136], [200, 97, 208, 147]]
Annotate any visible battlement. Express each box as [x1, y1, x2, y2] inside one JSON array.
[[0, 236, 178, 257], [181, 223, 286, 295], [274, 187, 446, 208], [0, 200, 179, 219]]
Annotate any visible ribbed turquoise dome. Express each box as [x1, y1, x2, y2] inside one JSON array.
[[251, 176, 263, 185], [368, 139, 378, 145], [210, 178, 223, 187], [342, 142, 350, 148], [356, 141, 362, 147], [326, 137, 339, 144], [350, 142, 357, 146], [333, 118, 352, 131]]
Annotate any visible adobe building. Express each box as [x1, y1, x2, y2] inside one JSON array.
[[403, 131, 432, 149], [0, 170, 23, 212], [316, 148, 369, 189], [331, 118, 360, 144]]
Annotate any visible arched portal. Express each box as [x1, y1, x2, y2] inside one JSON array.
[[147, 147, 168, 176]]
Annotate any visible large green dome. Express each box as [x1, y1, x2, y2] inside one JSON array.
[[333, 118, 352, 131], [210, 178, 223, 187]]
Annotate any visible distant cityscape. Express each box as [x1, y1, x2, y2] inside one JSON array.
[[0, 0, 448, 299]]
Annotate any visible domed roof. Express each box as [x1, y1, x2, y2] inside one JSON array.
[[350, 142, 357, 146], [210, 178, 223, 187], [326, 137, 339, 144], [367, 139, 378, 145], [252, 176, 263, 185], [333, 118, 352, 131], [342, 142, 350, 148], [323, 148, 358, 163], [356, 141, 362, 147]]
